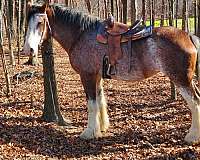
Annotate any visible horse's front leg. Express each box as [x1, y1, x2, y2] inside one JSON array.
[[80, 73, 102, 139]]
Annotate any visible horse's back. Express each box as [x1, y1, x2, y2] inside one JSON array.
[[153, 26, 196, 54]]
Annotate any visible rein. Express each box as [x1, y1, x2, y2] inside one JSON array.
[[35, 12, 52, 46]]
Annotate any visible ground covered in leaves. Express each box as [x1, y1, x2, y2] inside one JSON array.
[[0, 42, 200, 159]]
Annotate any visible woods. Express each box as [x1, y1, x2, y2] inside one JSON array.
[[1, 0, 199, 98], [1, 0, 200, 159]]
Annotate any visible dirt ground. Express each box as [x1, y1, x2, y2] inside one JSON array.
[[0, 41, 200, 160]]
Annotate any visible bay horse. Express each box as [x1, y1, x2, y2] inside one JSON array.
[[23, 3, 200, 144]]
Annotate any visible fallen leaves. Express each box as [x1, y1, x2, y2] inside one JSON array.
[[0, 41, 200, 159]]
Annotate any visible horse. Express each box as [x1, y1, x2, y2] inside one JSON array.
[[23, 3, 200, 144]]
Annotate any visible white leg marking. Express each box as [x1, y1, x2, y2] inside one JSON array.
[[80, 100, 102, 139], [97, 91, 110, 132], [179, 87, 200, 144]]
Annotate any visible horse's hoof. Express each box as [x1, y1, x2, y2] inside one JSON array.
[[184, 129, 200, 145], [80, 128, 102, 139]]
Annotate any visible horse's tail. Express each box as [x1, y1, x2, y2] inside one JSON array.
[[190, 34, 200, 80]]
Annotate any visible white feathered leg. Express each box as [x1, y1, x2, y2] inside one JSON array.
[[179, 86, 200, 144], [97, 79, 109, 132], [80, 100, 102, 139]]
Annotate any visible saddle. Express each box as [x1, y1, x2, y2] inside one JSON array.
[[97, 15, 152, 78]]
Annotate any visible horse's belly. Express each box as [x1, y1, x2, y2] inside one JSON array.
[[111, 57, 152, 81]]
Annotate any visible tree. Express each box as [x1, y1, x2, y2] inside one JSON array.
[[17, 0, 22, 64], [169, 0, 175, 26], [175, 0, 179, 27], [111, 0, 114, 15], [142, 0, 146, 25], [161, 0, 165, 26], [121, 0, 127, 23], [84, 0, 91, 13], [130, 0, 137, 24], [193, 0, 198, 35], [198, 0, 200, 37], [5, 0, 15, 66], [182, 0, 188, 32], [0, 1, 11, 96], [41, 33, 68, 125]]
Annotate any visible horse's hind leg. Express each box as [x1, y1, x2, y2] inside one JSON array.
[[178, 81, 200, 144], [79, 73, 102, 139], [97, 78, 109, 132]]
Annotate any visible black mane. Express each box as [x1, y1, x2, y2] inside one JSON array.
[[53, 4, 100, 31], [28, 4, 101, 32]]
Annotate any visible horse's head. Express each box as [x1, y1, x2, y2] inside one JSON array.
[[23, 3, 52, 56]]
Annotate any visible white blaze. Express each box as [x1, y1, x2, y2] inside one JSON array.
[[23, 15, 43, 55]]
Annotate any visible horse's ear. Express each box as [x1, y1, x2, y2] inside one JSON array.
[[106, 13, 114, 28], [40, 2, 49, 13], [27, 0, 33, 12]]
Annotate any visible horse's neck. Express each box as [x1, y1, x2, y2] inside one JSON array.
[[52, 22, 82, 53]]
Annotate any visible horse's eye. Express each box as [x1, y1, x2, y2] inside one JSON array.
[[37, 22, 42, 28]]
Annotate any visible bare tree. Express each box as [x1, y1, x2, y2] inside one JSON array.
[[161, 0, 165, 26], [5, 0, 15, 66], [182, 0, 188, 32], [142, 0, 146, 25], [0, 1, 11, 96], [169, 0, 175, 26], [115, 0, 119, 21], [198, 0, 200, 37], [111, 0, 114, 15], [41, 32, 67, 126], [121, 0, 127, 23], [130, 0, 137, 24], [84, 0, 91, 13], [17, 0, 22, 64], [175, 0, 179, 27]]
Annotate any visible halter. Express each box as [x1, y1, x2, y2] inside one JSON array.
[[34, 12, 52, 46]]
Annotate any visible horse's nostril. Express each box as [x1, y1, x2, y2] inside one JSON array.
[[30, 48, 34, 53]]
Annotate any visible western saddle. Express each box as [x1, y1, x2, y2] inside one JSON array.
[[97, 15, 152, 79]]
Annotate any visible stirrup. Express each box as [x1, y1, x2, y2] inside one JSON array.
[[102, 55, 111, 79], [107, 64, 116, 76]]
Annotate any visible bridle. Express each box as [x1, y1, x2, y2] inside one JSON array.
[[34, 12, 52, 46]]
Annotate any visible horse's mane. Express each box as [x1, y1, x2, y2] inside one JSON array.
[[52, 4, 101, 31], [28, 4, 101, 32]]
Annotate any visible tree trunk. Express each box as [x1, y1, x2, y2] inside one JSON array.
[[17, 0, 21, 65], [141, 0, 146, 25], [198, 0, 200, 37], [169, 0, 175, 26], [161, 0, 165, 26], [41, 35, 68, 126], [84, 0, 91, 13], [151, 0, 155, 28], [194, 0, 198, 35], [0, 4, 11, 97], [182, 0, 188, 32], [104, 0, 108, 18], [115, 0, 119, 21], [175, 0, 178, 28], [111, 0, 114, 16], [65, 0, 69, 6], [122, 0, 127, 24], [5, 0, 15, 66], [130, 0, 137, 24]]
